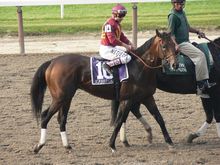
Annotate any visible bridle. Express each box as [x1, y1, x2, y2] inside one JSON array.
[[129, 39, 175, 69]]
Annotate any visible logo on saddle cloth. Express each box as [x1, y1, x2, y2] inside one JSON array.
[[90, 57, 129, 85], [163, 43, 214, 75]]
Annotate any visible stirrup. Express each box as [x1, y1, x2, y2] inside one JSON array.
[[102, 62, 112, 74], [207, 82, 216, 88], [197, 80, 216, 90], [197, 88, 210, 98]]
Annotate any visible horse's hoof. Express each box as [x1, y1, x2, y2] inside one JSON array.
[[109, 144, 116, 153], [168, 145, 176, 153], [33, 144, 44, 154], [64, 145, 72, 153], [111, 148, 116, 153], [147, 134, 153, 144], [123, 141, 130, 147], [65, 145, 72, 150], [187, 133, 199, 143]]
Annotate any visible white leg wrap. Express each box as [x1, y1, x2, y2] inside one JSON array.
[[216, 123, 220, 137], [120, 123, 127, 142], [139, 117, 151, 131], [39, 129, 47, 145], [60, 131, 69, 147], [196, 122, 209, 136]]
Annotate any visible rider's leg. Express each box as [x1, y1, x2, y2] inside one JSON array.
[[100, 46, 131, 74], [179, 42, 211, 97]]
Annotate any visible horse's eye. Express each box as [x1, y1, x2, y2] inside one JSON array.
[[162, 45, 166, 50]]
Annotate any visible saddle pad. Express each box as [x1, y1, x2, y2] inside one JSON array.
[[163, 43, 213, 75], [90, 57, 129, 85], [163, 54, 191, 75]]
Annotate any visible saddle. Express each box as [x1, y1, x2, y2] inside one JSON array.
[[163, 42, 214, 75]]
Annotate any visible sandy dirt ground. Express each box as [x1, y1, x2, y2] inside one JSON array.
[[0, 31, 220, 164], [0, 30, 219, 55]]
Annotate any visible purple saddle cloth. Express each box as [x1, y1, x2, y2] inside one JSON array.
[[90, 57, 129, 85]]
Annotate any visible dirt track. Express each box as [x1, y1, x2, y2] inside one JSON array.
[[0, 51, 220, 165]]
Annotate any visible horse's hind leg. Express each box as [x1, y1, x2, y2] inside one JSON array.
[[130, 102, 152, 144], [109, 101, 131, 152], [187, 98, 213, 143], [57, 98, 73, 150], [120, 102, 152, 147], [212, 95, 220, 138], [34, 100, 62, 154]]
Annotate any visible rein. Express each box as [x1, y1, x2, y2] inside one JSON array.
[[129, 51, 163, 69]]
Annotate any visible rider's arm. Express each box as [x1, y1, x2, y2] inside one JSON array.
[[189, 27, 205, 38], [168, 14, 179, 51]]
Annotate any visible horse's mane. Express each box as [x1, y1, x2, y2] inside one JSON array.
[[134, 36, 155, 56], [213, 37, 220, 45], [208, 37, 220, 73]]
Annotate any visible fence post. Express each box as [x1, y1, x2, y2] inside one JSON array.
[[17, 6, 25, 55], [132, 3, 138, 48], [60, 4, 64, 19]]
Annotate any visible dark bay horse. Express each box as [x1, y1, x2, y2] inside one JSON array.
[[30, 30, 177, 153], [111, 37, 220, 146]]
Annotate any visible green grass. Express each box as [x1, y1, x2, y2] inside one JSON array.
[[0, 0, 219, 36]]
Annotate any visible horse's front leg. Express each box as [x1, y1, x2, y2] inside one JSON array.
[[109, 101, 130, 152], [112, 101, 153, 146], [142, 96, 173, 147]]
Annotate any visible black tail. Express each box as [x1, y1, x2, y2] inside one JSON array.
[[30, 60, 51, 122], [110, 100, 120, 126]]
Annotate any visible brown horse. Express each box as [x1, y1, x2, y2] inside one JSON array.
[[31, 29, 177, 153]]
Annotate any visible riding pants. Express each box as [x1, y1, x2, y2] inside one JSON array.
[[99, 45, 131, 64], [179, 42, 209, 81]]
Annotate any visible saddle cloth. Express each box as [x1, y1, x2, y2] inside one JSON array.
[[163, 43, 214, 75], [90, 57, 129, 85]]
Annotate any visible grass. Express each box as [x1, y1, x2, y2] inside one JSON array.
[[0, 0, 219, 36]]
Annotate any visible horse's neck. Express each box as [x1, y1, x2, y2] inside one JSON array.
[[134, 38, 161, 67]]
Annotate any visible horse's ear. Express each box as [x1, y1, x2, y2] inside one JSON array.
[[156, 29, 161, 38]]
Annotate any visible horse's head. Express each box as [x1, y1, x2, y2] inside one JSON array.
[[150, 29, 177, 69]]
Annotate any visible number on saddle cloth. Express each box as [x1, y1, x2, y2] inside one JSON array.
[[90, 57, 129, 85]]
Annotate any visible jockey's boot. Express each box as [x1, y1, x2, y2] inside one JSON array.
[[196, 79, 216, 98], [102, 58, 121, 74]]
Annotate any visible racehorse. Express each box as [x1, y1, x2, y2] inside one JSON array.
[[30, 29, 177, 153], [111, 37, 220, 146]]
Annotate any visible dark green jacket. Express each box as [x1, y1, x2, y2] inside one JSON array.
[[168, 9, 190, 44]]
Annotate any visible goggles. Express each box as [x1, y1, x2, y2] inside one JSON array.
[[113, 10, 127, 18]]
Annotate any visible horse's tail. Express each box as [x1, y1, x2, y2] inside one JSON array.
[[110, 100, 120, 126], [30, 60, 51, 122]]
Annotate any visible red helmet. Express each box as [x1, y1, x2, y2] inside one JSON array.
[[112, 4, 127, 18], [171, 0, 185, 3]]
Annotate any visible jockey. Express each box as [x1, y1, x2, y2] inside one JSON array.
[[99, 4, 135, 74], [168, 0, 214, 98]]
